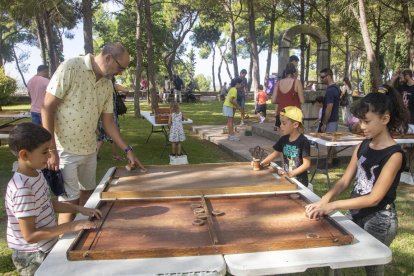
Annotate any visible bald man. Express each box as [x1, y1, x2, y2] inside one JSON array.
[[42, 42, 145, 225]]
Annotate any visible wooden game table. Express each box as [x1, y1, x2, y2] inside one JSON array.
[[36, 163, 392, 275], [0, 111, 30, 127], [141, 111, 193, 157], [305, 132, 414, 185]]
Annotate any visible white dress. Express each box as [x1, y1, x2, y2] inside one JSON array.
[[169, 112, 185, 142]]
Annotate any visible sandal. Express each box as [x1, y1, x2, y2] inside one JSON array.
[[112, 155, 124, 161]]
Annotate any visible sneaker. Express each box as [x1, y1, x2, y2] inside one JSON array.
[[228, 135, 240, 141], [259, 116, 265, 123]]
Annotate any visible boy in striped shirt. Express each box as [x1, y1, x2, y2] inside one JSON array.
[[5, 123, 102, 276]]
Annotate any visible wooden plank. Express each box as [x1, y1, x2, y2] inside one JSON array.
[[101, 184, 296, 199]]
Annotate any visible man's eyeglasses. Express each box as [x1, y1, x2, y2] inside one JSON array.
[[112, 55, 126, 72], [320, 75, 327, 79]]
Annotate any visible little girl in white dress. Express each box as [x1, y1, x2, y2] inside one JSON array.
[[169, 102, 186, 157]]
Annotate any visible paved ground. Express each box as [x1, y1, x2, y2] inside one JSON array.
[[192, 122, 355, 163]]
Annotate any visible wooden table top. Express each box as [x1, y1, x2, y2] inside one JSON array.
[[67, 193, 353, 261]]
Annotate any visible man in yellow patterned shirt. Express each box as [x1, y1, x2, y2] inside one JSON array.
[[42, 42, 145, 224]]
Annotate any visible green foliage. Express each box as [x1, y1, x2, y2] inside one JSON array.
[[393, 32, 410, 70], [0, 67, 17, 106], [194, 74, 211, 91]]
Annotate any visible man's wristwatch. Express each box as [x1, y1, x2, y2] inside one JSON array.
[[124, 145, 133, 154]]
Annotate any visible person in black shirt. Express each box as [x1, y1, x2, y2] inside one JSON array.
[[398, 69, 414, 132], [306, 87, 409, 276], [260, 106, 311, 187]]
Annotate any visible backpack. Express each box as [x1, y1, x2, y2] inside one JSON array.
[[115, 91, 127, 115], [339, 88, 350, 107]]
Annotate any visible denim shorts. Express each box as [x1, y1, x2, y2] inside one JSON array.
[[31, 112, 42, 125], [348, 206, 397, 275], [326, 121, 338, 132], [237, 96, 245, 108], [223, 106, 234, 117], [352, 207, 398, 247]]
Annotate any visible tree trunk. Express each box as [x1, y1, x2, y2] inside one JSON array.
[[218, 41, 233, 80], [43, 11, 57, 74], [344, 33, 350, 79], [229, 20, 238, 77], [218, 55, 223, 89], [374, 6, 381, 63], [134, 0, 144, 116], [325, 0, 331, 68], [12, 43, 27, 87], [247, 0, 260, 93], [0, 37, 3, 67], [305, 37, 311, 83], [248, 52, 253, 91], [402, 0, 414, 69], [355, 0, 381, 91], [211, 46, 216, 92], [35, 15, 47, 65], [265, 9, 276, 81], [300, 0, 305, 83], [82, 0, 94, 55], [143, 0, 158, 110]]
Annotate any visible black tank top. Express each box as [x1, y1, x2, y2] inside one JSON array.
[[350, 139, 406, 220]]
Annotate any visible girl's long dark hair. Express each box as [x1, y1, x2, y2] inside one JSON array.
[[342, 77, 352, 90], [350, 84, 409, 133]]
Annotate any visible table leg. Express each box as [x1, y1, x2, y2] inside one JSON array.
[[160, 126, 170, 157], [310, 143, 319, 183], [145, 125, 155, 144]]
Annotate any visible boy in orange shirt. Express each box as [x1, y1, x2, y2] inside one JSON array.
[[255, 84, 268, 123]]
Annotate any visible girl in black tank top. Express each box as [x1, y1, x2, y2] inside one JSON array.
[[305, 86, 409, 275]]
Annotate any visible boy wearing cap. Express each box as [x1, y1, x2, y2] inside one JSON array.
[[260, 106, 311, 187]]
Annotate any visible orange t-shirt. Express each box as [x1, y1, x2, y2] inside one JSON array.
[[256, 90, 268, 105]]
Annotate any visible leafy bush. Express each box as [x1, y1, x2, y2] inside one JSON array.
[[0, 67, 17, 107]]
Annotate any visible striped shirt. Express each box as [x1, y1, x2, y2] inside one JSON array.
[[5, 172, 58, 253]]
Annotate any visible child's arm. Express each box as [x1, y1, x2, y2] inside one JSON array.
[[305, 146, 359, 218], [168, 114, 172, 126], [260, 151, 280, 167], [181, 113, 186, 121], [18, 217, 97, 244], [229, 97, 241, 110], [52, 200, 102, 219], [306, 148, 403, 219]]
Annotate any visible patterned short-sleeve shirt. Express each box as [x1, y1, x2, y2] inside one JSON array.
[[46, 54, 113, 155]]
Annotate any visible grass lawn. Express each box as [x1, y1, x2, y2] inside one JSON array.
[[0, 100, 413, 275]]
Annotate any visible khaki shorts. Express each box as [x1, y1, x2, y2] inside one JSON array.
[[58, 150, 97, 201], [12, 250, 46, 276]]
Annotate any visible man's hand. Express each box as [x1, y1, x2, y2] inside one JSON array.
[[47, 151, 60, 171], [126, 151, 147, 172], [320, 123, 327, 133]]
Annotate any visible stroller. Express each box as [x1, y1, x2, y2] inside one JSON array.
[[183, 82, 197, 103]]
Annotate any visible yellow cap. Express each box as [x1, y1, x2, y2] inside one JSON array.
[[280, 106, 303, 123]]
